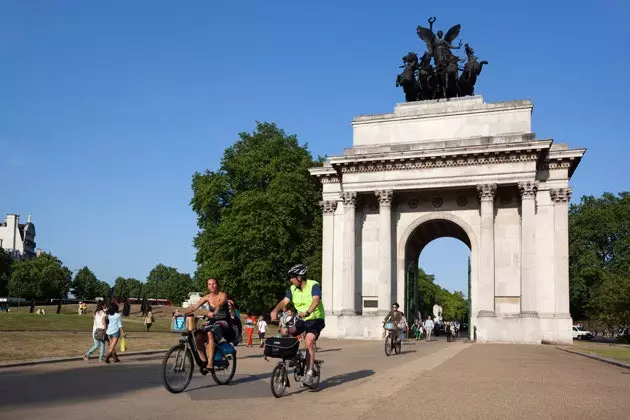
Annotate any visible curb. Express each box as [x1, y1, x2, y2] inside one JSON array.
[[0, 349, 168, 369], [556, 347, 630, 369]]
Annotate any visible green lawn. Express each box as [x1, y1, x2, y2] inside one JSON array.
[[0, 313, 172, 332], [568, 342, 630, 364]]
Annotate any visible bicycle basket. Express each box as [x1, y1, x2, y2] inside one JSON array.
[[384, 322, 397, 331], [171, 316, 187, 333], [263, 337, 299, 359]]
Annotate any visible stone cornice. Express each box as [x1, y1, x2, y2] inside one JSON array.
[[333, 147, 543, 174], [539, 148, 586, 178]]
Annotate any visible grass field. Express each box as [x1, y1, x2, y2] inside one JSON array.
[[566, 341, 630, 363], [0, 304, 277, 362]]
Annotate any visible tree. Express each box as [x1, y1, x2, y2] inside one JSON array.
[[145, 264, 193, 305], [7, 253, 72, 300], [72, 266, 100, 300], [96, 281, 112, 299], [569, 192, 629, 319], [588, 271, 630, 328], [0, 248, 12, 296], [191, 122, 323, 312], [113, 277, 142, 300]]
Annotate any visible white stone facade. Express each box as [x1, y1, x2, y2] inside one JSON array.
[[0, 214, 36, 259], [310, 96, 585, 345]]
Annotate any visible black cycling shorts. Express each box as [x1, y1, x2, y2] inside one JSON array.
[[198, 320, 235, 344], [304, 318, 326, 339]]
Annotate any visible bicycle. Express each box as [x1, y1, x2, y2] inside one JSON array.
[[161, 314, 237, 394], [264, 335, 323, 398], [383, 322, 402, 356]]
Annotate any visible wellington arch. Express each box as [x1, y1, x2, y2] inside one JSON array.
[[309, 96, 585, 345]]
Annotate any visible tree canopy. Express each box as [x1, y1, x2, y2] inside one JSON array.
[[191, 122, 323, 313], [7, 253, 72, 301], [71, 266, 101, 300], [144, 264, 193, 306], [569, 192, 629, 326], [0, 248, 12, 296]]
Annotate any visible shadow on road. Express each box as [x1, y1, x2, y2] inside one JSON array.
[[318, 369, 374, 390], [0, 363, 164, 407]]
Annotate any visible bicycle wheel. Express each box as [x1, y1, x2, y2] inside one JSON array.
[[384, 332, 393, 356], [271, 364, 287, 398], [211, 352, 237, 385], [309, 362, 321, 390], [394, 336, 402, 355], [161, 344, 193, 394]]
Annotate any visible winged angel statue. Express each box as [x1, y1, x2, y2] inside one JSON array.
[[396, 16, 488, 101]]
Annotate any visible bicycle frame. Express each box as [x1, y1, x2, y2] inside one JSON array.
[[179, 326, 233, 372]]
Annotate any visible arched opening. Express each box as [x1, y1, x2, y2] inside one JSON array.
[[397, 213, 478, 340]]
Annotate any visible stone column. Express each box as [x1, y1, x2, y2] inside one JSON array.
[[341, 191, 357, 315], [550, 188, 571, 315], [518, 181, 538, 315], [321, 200, 338, 315], [477, 183, 497, 316], [375, 190, 393, 314]]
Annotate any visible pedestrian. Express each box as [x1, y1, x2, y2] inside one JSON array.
[[83, 301, 107, 363], [425, 316, 434, 342], [245, 312, 256, 347], [104, 302, 125, 364], [257, 315, 267, 348], [144, 309, 154, 332]]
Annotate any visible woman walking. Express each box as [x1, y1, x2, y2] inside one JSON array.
[[83, 301, 107, 363], [104, 302, 125, 364], [245, 312, 256, 347]]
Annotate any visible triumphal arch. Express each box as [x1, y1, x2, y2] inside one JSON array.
[[310, 96, 585, 344]]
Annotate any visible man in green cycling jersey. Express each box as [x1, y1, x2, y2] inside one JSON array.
[[271, 264, 325, 387]]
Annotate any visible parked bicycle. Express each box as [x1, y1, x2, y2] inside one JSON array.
[[161, 314, 237, 393], [383, 322, 401, 356], [264, 335, 323, 398]]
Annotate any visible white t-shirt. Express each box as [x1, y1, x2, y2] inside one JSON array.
[[93, 310, 106, 333], [257, 320, 267, 333], [425, 319, 434, 329]]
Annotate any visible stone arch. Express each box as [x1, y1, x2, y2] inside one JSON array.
[[396, 212, 479, 339]]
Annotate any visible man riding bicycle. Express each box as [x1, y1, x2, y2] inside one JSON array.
[[271, 264, 325, 387], [383, 302, 405, 343]]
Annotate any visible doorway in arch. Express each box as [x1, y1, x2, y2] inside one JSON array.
[[402, 217, 474, 340]]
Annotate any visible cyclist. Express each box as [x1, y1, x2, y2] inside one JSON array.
[[383, 302, 405, 344], [174, 278, 234, 372], [271, 264, 325, 387]]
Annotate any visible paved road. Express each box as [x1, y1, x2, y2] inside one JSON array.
[[0, 337, 628, 420]]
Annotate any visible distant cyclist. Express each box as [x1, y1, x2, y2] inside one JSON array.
[[271, 264, 325, 387], [383, 302, 405, 342]]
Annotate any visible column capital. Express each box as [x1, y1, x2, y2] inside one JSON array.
[[550, 188, 572, 203], [320, 200, 338, 215], [341, 191, 357, 207], [518, 181, 539, 199], [476, 183, 497, 202], [375, 189, 393, 206]]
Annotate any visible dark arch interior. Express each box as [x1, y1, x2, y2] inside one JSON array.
[[406, 218, 471, 261]]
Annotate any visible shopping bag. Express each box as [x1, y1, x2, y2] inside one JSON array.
[[120, 335, 127, 352]]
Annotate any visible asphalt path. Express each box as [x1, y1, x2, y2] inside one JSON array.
[[0, 336, 628, 420]]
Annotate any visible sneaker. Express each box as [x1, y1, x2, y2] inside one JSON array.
[[303, 370, 314, 386]]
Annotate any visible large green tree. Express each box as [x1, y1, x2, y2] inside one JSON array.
[[8, 253, 72, 300], [145, 264, 193, 305], [0, 248, 12, 296], [191, 122, 323, 313], [569, 192, 629, 320], [71, 266, 100, 300]]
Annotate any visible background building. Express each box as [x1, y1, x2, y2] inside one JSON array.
[[0, 214, 37, 259]]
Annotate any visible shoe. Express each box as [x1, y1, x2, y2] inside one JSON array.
[[83, 355, 88, 361], [303, 370, 314, 386]]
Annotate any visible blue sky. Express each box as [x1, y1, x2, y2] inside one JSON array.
[[1, 1, 628, 295]]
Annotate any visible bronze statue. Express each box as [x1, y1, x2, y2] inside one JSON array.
[[396, 16, 488, 102]]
